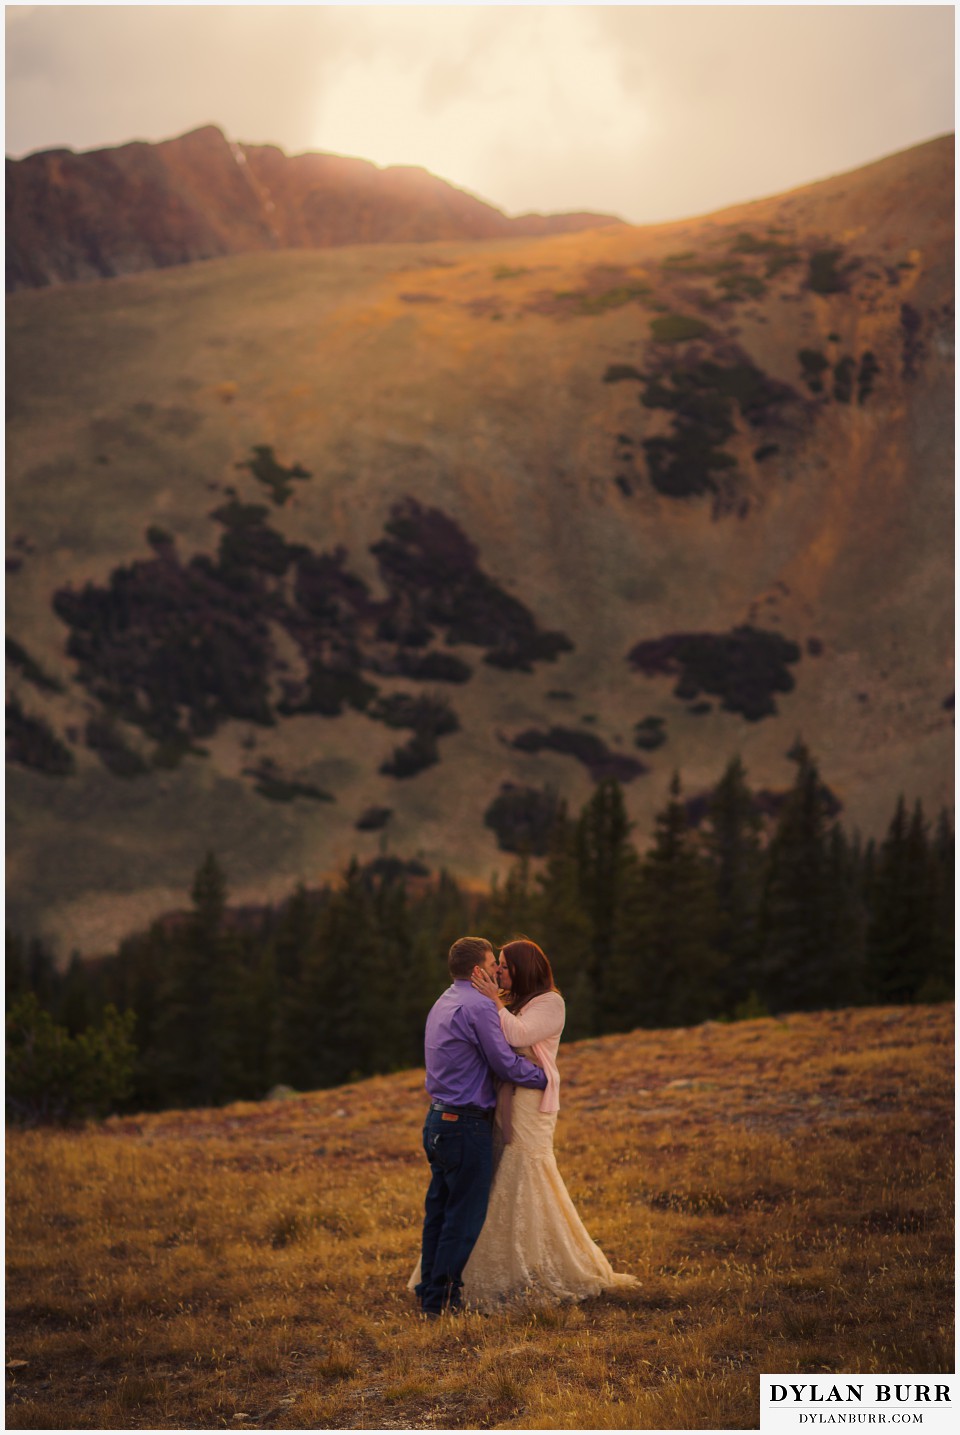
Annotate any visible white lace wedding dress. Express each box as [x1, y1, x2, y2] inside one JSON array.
[[410, 992, 638, 1311]]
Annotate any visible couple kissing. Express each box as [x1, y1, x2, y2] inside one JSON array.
[[410, 935, 637, 1316]]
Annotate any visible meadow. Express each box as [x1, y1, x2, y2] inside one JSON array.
[[5, 1003, 953, 1430]]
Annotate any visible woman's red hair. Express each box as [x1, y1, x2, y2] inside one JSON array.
[[500, 938, 559, 1014]]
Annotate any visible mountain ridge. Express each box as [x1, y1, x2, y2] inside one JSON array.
[[5, 123, 621, 292]]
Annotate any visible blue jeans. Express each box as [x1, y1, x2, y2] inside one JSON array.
[[417, 1106, 494, 1314]]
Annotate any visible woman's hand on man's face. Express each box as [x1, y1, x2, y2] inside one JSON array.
[[470, 966, 502, 1003]]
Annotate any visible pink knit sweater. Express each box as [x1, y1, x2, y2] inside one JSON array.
[[498, 990, 565, 1115]]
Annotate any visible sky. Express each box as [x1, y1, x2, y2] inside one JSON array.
[[4, 3, 955, 225]]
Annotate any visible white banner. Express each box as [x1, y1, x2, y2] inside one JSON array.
[[761, 1376, 957, 1434]]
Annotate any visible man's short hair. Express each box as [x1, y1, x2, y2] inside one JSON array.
[[448, 936, 493, 979]]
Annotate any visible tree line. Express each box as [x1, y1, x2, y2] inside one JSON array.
[[6, 743, 953, 1121]]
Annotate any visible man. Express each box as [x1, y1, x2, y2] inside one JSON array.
[[416, 935, 547, 1317]]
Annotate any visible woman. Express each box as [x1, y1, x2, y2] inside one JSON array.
[[455, 938, 638, 1309]]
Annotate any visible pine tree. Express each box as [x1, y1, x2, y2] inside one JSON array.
[[153, 851, 229, 1106], [371, 869, 420, 1069], [822, 824, 868, 1006], [111, 925, 170, 1109], [484, 856, 538, 947], [418, 870, 473, 974], [56, 951, 94, 1036], [925, 808, 955, 1000], [312, 860, 391, 1087], [575, 779, 634, 1023], [617, 772, 719, 1029], [213, 925, 269, 1102], [702, 756, 763, 1011], [6, 935, 59, 1009], [534, 806, 595, 1039], [266, 884, 324, 1087], [758, 743, 836, 1011], [867, 798, 937, 1002], [600, 857, 646, 1030]]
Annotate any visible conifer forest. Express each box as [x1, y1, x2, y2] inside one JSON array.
[[6, 745, 953, 1123]]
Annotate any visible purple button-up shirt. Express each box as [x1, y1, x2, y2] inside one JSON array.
[[424, 981, 548, 1109]]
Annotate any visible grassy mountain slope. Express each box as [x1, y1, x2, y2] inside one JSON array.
[[5, 1004, 953, 1429], [6, 136, 954, 953]]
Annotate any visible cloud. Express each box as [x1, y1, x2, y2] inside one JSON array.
[[5, 6, 346, 156], [583, 4, 955, 219], [5, 4, 954, 224], [311, 7, 645, 216]]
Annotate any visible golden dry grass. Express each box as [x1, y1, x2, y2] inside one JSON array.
[[6, 1004, 953, 1430]]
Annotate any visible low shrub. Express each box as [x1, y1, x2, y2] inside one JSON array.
[[575, 283, 651, 314], [798, 349, 830, 393], [639, 352, 796, 501], [396, 650, 472, 683], [368, 693, 458, 736], [280, 665, 378, 719], [627, 626, 802, 721], [237, 445, 311, 506], [483, 783, 563, 855], [379, 730, 439, 779], [833, 356, 856, 404], [6, 698, 74, 776], [650, 314, 711, 343], [5, 638, 62, 694], [146, 524, 175, 552], [728, 232, 801, 278], [484, 629, 573, 671], [808, 248, 850, 295], [355, 806, 392, 831], [633, 716, 667, 751], [717, 271, 767, 301], [85, 718, 149, 778], [900, 304, 923, 379], [372, 498, 573, 671], [510, 726, 646, 782], [857, 351, 880, 404], [243, 763, 333, 803]]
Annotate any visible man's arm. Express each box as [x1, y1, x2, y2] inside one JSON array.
[[471, 1000, 547, 1089]]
